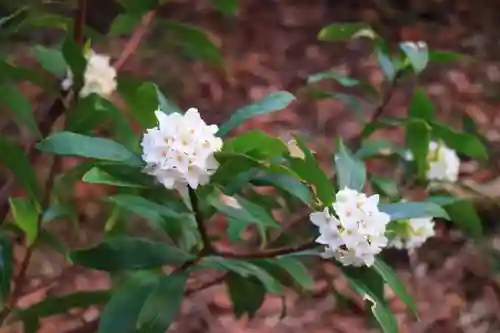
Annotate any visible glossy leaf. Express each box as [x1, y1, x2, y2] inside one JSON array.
[[379, 202, 449, 221], [9, 197, 38, 246], [109, 13, 140, 35], [400, 42, 428, 73], [405, 119, 431, 179], [271, 257, 314, 291], [0, 83, 39, 136], [137, 272, 188, 332], [36, 132, 143, 166], [376, 49, 396, 81], [428, 50, 469, 64], [226, 273, 265, 318], [70, 236, 194, 271], [0, 136, 39, 200], [318, 22, 376, 41], [32, 45, 67, 77], [223, 130, 288, 158], [61, 36, 86, 88], [251, 173, 313, 206], [409, 88, 435, 120], [335, 139, 366, 191], [370, 177, 399, 200], [443, 199, 482, 238], [217, 91, 296, 137], [82, 166, 151, 188], [429, 121, 487, 159], [209, 0, 239, 14], [307, 71, 359, 86]]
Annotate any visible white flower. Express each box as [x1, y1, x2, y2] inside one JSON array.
[[140, 108, 222, 191], [309, 188, 391, 267], [405, 141, 460, 182], [388, 217, 435, 251], [401, 41, 428, 50], [62, 50, 117, 98]]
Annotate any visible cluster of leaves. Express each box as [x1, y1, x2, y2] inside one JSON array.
[[0, 2, 488, 333]]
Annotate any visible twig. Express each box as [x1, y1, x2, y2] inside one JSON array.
[[113, 10, 155, 71], [188, 187, 214, 254], [73, 0, 88, 46]]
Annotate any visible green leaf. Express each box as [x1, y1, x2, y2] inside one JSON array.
[[373, 258, 418, 316], [32, 45, 67, 78], [211, 152, 261, 186], [164, 20, 223, 66], [318, 22, 376, 41], [223, 130, 288, 157], [307, 71, 359, 86], [201, 256, 283, 293], [209, 0, 239, 14], [217, 91, 296, 137], [400, 42, 428, 73], [0, 84, 39, 136], [341, 266, 397, 333], [250, 173, 312, 206], [121, 0, 158, 14], [335, 139, 366, 191], [61, 35, 86, 88], [98, 274, 156, 333], [137, 272, 188, 332], [226, 273, 265, 318], [0, 136, 39, 200], [82, 166, 151, 188], [443, 199, 482, 238], [405, 119, 431, 179], [409, 88, 435, 120], [108, 194, 185, 222], [156, 85, 182, 115], [36, 132, 143, 166], [428, 50, 469, 64], [9, 197, 38, 246], [109, 13, 141, 35], [0, 60, 48, 89], [370, 177, 399, 200], [376, 49, 397, 82], [379, 202, 449, 221], [70, 236, 194, 271], [270, 257, 314, 291], [429, 121, 487, 159], [356, 140, 401, 159], [0, 234, 12, 308]]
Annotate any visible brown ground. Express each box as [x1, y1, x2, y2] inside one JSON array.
[[4, 0, 500, 332]]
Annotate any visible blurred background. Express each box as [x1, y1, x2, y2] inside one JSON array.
[[3, 0, 500, 332]]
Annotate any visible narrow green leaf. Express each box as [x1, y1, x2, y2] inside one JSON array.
[[443, 199, 482, 238], [108, 195, 184, 222], [0, 84, 39, 136], [9, 197, 38, 246], [370, 177, 399, 200], [226, 273, 265, 318], [223, 130, 288, 157], [318, 22, 375, 41], [271, 257, 314, 291], [428, 50, 469, 64], [429, 121, 487, 159], [109, 13, 141, 35], [121, 0, 158, 14], [373, 258, 418, 317], [155, 85, 181, 115], [32, 45, 67, 77], [82, 166, 150, 188], [356, 139, 401, 159], [307, 71, 359, 86], [0, 136, 39, 200], [379, 202, 449, 221], [70, 236, 194, 271], [376, 49, 396, 81], [409, 88, 435, 120], [217, 91, 296, 137], [400, 42, 429, 73], [209, 0, 239, 14], [137, 272, 188, 332], [61, 36, 86, 88], [405, 119, 431, 179], [36, 132, 143, 166], [335, 139, 366, 191], [251, 173, 312, 206], [0, 235, 12, 308]]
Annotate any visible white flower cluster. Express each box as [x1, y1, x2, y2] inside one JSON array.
[[388, 216, 435, 251], [62, 50, 117, 98], [310, 188, 391, 267], [405, 141, 460, 182], [141, 108, 222, 191]]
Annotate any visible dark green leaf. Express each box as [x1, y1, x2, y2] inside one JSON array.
[[0, 136, 39, 200], [108, 194, 185, 222], [223, 130, 288, 157], [137, 272, 188, 332], [0, 83, 39, 136], [82, 166, 150, 188], [226, 273, 265, 318], [307, 71, 359, 86], [399, 42, 428, 73], [405, 119, 431, 179], [370, 177, 399, 200], [373, 258, 418, 316], [70, 236, 194, 271], [121, 0, 158, 14], [251, 173, 312, 206], [429, 121, 487, 159], [270, 257, 314, 290], [217, 91, 296, 137], [0, 235, 12, 308], [211, 152, 261, 186], [335, 139, 366, 191], [428, 50, 469, 64], [61, 36, 86, 88], [443, 199, 482, 238], [109, 13, 141, 35], [356, 140, 401, 159], [0, 60, 48, 89], [36, 132, 143, 166], [156, 85, 181, 115], [409, 88, 435, 120], [9, 197, 38, 246], [376, 49, 396, 81], [32, 45, 67, 77], [379, 202, 449, 221], [209, 0, 239, 14], [318, 22, 376, 41], [164, 20, 223, 66]]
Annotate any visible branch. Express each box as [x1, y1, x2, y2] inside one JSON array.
[[113, 10, 155, 71], [215, 240, 317, 259], [73, 0, 88, 46]]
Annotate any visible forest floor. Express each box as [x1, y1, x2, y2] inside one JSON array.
[[5, 0, 500, 332]]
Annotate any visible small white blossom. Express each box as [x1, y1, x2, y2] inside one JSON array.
[[309, 188, 391, 267], [388, 217, 435, 251], [62, 50, 117, 98], [140, 108, 222, 192], [405, 141, 460, 182], [401, 41, 428, 50]]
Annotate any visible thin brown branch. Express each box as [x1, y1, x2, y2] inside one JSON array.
[[214, 240, 317, 259], [73, 0, 88, 46], [113, 10, 155, 71]]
